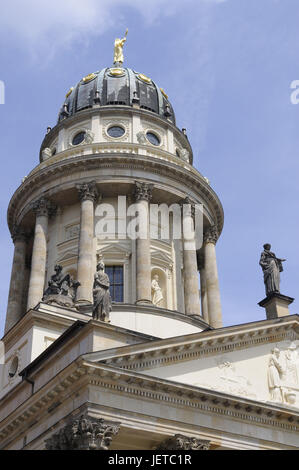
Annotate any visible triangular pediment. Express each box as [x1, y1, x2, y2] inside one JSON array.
[[56, 250, 78, 262], [82, 315, 299, 410]]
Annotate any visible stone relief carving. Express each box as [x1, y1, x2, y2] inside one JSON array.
[[84, 129, 95, 144], [194, 356, 256, 400], [41, 147, 52, 161], [65, 224, 80, 241], [45, 415, 120, 450], [43, 264, 80, 307], [92, 262, 112, 322], [151, 274, 163, 307], [136, 131, 147, 144], [156, 434, 210, 450], [268, 343, 299, 406], [180, 148, 190, 163]]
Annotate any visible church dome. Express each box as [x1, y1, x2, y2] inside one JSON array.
[[58, 67, 176, 125]]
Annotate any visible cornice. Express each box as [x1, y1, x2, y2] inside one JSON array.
[[83, 316, 299, 371], [0, 358, 299, 449], [7, 153, 224, 237]]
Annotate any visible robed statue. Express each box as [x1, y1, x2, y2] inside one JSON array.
[[43, 264, 80, 305], [92, 262, 112, 322], [259, 244, 286, 296], [113, 29, 128, 65]]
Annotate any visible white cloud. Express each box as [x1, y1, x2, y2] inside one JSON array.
[[0, 0, 226, 59]]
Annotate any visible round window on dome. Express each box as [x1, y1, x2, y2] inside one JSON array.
[[72, 131, 86, 146], [146, 132, 160, 146], [176, 149, 181, 158], [51, 147, 57, 156], [107, 126, 125, 138]]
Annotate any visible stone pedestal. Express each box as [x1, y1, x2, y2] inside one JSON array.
[[76, 182, 98, 304], [258, 292, 294, 320]]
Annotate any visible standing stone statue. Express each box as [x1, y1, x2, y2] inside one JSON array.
[[151, 274, 163, 307], [92, 262, 112, 322], [259, 243, 286, 296]]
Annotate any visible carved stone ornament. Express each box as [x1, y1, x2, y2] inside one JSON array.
[[136, 131, 147, 144], [32, 197, 57, 218], [84, 129, 95, 144], [203, 225, 219, 245], [156, 434, 210, 451], [133, 181, 154, 202], [180, 148, 190, 163], [45, 415, 120, 450], [41, 147, 52, 161], [43, 264, 80, 306], [11, 225, 28, 243], [268, 343, 299, 406], [179, 196, 196, 220], [77, 181, 99, 202]]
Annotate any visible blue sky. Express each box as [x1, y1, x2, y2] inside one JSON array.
[[0, 0, 299, 334]]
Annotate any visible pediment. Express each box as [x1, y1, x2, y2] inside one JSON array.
[[83, 315, 299, 409], [56, 250, 78, 262], [97, 243, 130, 258]]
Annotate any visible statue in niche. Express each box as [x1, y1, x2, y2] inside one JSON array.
[[151, 274, 164, 307], [259, 243, 286, 296], [268, 347, 284, 402], [92, 262, 112, 322], [43, 264, 80, 306]]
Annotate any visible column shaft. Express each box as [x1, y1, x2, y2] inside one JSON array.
[[5, 228, 27, 332], [76, 182, 98, 303], [27, 198, 56, 310], [200, 267, 209, 323], [181, 199, 201, 316], [204, 226, 222, 328], [134, 182, 153, 305]]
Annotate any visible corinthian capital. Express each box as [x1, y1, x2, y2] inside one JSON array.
[[11, 225, 28, 243], [179, 196, 196, 220], [156, 434, 210, 450], [45, 414, 120, 450], [133, 181, 154, 202], [77, 181, 99, 202], [204, 225, 219, 245], [32, 197, 57, 217]]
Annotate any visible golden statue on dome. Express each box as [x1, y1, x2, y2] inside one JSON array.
[[114, 29, 128, 65]]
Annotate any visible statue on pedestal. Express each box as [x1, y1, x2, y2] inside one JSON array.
[[259, 243, 286, 296], [43, 264, 80, 307], [92, 262, 112, 322]]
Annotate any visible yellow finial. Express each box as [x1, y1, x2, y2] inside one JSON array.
[[114, 29, 128, 65]]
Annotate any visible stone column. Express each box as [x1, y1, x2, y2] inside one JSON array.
[[27, 198, 56, 310], [197, 253, 209, 323], [134, 181, 153, 305], [204, 226, 222, 328], [76, 181, 99, 304], [5, 226, 28, 333], [181, 198, 201, 316]]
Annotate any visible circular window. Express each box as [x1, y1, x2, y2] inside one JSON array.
[[9, 356, 18, 378], [176, 149, 180, 158], [146, 132, 160, 146], [72, 131, 86, 146], [51, 147, 57, 156], [107, 126, 125, 138]]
